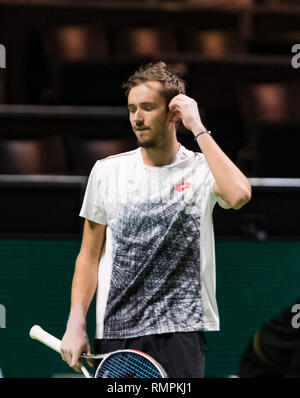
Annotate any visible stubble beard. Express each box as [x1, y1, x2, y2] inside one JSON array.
[[136, 137, 158, 149], [135, 129, 160, 149], [135, 124, 171, 149]]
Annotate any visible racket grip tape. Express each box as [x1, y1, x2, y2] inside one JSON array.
[[30, 325, 61, 353]]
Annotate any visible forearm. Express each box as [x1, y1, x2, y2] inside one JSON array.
[[67, 254, 99, 328], [194, 126, 251, 208], [61, 220, 105, 368]]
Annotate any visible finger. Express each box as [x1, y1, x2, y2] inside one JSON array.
[[169, 100, 185, 113], [168, 96, 180, 107], [170, 104, 181, 113], [61, 349, 70, 365], [170, 93, 186, 104], [170, 96, 195, 108], [168, 99, 180, 109], [169, 94, 187, 103], [70, 351, 82, 368], [168, 103, 181, 115], [72, 363, 82, 373]]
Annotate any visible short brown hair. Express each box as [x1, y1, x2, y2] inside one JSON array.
[[122, 61, 186, 105]]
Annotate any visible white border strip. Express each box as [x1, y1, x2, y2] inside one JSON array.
[[0, 105, 128, 117], [248, 178, 300, 187], [0, 175, 87, 184], [0, 176, 299, 187]]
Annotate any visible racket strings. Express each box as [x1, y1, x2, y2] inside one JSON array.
[[113, 355, 160, 378], [97, 352, 162, 378], [102, 355, 157, 378]]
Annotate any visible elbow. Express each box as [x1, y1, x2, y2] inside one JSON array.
[[231, 185, 252, 210]]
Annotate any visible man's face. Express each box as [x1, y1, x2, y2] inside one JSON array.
[[127, 81, 173, 149]]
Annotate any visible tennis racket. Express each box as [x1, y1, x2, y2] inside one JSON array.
[[29, 325, 167, 378]]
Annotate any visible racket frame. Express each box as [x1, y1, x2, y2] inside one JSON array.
[[94, 349, 168, 378]]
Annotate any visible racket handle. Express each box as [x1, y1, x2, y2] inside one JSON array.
[[29, 325, 92, 378], [30, 325, 61, 353]]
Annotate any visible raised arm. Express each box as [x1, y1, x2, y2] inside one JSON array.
[[61, 219, 107, 370], [169, 94, 251, 209]]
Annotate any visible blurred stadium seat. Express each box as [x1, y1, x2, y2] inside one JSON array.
[[236, 81, 300, 177], [0, 135, 68, 174]]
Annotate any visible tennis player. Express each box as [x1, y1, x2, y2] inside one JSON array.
[[61, 62, 251, 377]]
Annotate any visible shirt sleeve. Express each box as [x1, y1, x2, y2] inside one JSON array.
[[79, 161, 107, 225]]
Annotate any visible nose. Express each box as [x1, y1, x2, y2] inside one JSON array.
[[133, 109, 144, 125]]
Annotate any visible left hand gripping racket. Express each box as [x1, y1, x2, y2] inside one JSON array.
[[29, 325, 167, 378]]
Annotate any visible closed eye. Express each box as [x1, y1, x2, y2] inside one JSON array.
[[128, 106, 136, 113], [128, 103, 157, 112]]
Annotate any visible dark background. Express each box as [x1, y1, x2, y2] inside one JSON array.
[[0, 0, 299, 378]]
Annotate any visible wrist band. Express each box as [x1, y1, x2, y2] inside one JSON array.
[[194, 130, 211, 141]]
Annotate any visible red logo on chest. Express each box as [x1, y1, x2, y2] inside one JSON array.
[[174, 181, 192, 192]]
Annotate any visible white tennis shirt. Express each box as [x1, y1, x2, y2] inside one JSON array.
[[80, 144, 230, 339]]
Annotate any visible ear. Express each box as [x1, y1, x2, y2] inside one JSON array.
[[168, 107, 180, 123], [172, 111, 180, 123]]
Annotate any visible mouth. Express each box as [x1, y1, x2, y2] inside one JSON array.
[[135, 127, 150, 131]]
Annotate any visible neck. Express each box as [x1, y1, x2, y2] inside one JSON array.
[[141, 138, 180, 167]]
